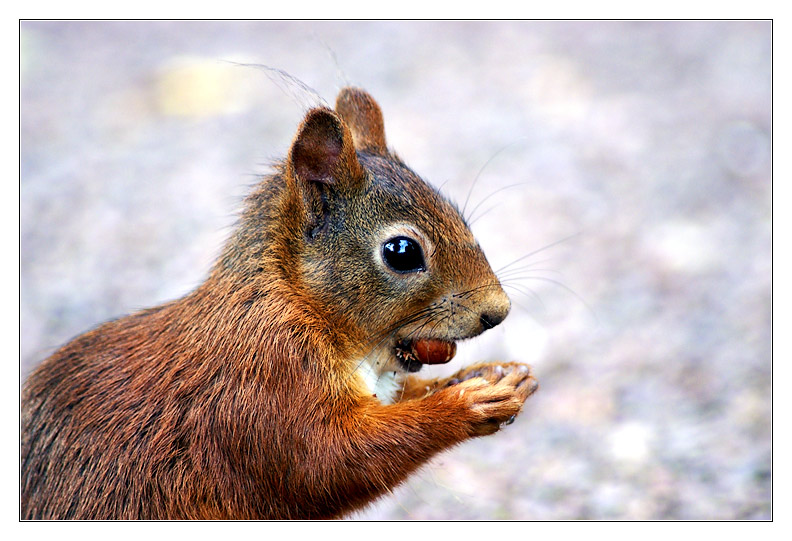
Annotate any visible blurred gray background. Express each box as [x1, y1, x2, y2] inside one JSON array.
[[19, 21, 771, 520]]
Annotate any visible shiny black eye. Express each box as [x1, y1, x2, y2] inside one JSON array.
[[382, 236, 426, 273]]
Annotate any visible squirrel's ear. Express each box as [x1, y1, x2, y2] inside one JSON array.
[[289, 108, 366, 190], [335, 87, 387, 154]]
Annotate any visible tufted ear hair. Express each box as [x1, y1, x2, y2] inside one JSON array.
[[335, 87, 387, 154], [288, 107, 366, 191]]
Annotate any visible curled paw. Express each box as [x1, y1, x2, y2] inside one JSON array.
[[444, 362, 538, 400], [441, 363, 538, 437]]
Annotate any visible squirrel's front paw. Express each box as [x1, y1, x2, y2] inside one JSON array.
[[445, 362, 537, 397], [440, 362, 538, 437]]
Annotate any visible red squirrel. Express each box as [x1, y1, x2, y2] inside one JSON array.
[[20, 87, 538, 520]]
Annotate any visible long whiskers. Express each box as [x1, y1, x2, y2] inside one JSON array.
[[505, 274, 595, 316], [222, 61, 327, 110], [494, 232, 582, 275], [460, 141, 524, 222], [466, 182, 531, 227], [453, 281, 508, 300], [497, 265, 564, 281], [500, 282, 548, 311], [452, 276, 551, 317]]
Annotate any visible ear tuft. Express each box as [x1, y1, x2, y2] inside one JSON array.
[[335, 87, 387, 154]]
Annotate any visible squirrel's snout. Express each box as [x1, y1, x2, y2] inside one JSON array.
[[477, 287, 511, 332]]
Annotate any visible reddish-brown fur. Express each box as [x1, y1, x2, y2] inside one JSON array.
[[20, 88, 538, 520]]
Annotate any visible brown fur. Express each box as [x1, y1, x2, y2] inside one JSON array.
[[20, 87, 538, 520]]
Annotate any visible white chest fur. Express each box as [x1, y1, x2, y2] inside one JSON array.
[[357, 356, 402, 405]]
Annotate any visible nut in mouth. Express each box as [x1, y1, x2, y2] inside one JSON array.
[[394, 338, 457, 372]]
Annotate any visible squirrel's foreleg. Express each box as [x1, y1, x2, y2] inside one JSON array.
[[306, 375, 533, 517]]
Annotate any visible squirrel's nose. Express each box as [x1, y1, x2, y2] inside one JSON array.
[[482, 285, 511, 330], [473, 279, 511, 333], [480, 304, 509, 330]]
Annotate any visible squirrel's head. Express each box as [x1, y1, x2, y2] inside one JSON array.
[[276, 87, 510, 378]]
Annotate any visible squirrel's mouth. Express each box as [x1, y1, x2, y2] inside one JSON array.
[[394, 338, 457, 372]]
